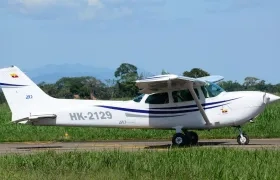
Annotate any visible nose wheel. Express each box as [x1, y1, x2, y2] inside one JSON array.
[[236, 126, 249, 145]]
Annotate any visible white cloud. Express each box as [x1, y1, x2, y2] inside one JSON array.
[[5, 0, 164, 20], [78, 0, 104, 20], [7, 0, 103, 10], [88, 0, 102, 7], [7, 0, 102, 19], [9, 0, 64, 8], [8, 0, 79, 13]]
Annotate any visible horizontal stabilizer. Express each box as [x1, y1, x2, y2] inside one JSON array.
[[13, 114, 57, 123], [28, 114, 57, 120]]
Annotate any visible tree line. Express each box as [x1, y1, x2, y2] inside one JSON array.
[[0, 63, 280, 103]]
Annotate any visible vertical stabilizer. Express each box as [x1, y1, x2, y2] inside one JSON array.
[[0, 66, 55, 121]]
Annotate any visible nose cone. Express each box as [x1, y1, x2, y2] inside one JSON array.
[[265, 93, 280, 104]]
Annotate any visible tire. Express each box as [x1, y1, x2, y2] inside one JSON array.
[[172, 133, 187, 146], [237, 134, 249, 145], [188, 131, 199, 145]]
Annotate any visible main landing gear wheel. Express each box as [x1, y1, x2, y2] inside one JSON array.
[[182, 130, 199, 145], [172, 133, 191, 146], [188, 131, 199, 145]]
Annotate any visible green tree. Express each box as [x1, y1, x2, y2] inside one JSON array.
[[55, 77, 79, 98], [243, 77, 260, 90], [114, 63, 138, 83], [38, 82, 60, 98], [42, 76, 111, 99], [243, 77, 259, 86], [104, 79, 118, 99], [137, 71, 154, 80], [218, 80, 244, 91], [161, 69, 169, 75], [183, 68, 210, 78], [255, 80, 267, 92], [114, 63, 139, 98]]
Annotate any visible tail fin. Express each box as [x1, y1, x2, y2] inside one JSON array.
[[0, 66, 55, 122]]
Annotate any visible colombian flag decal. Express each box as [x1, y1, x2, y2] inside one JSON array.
[[10, 73, 19, 78]]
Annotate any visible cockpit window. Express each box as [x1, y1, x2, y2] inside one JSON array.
[[202, 82, 225, 98], [133, 94, 144, 102], [145, 92, 169, 104]]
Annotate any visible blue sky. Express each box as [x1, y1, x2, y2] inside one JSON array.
[[0, 0, 280, 84]]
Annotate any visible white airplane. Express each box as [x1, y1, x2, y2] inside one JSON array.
[[0, 66, 279, 146]]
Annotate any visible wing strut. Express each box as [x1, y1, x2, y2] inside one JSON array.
[[187, 82, 212, 126]]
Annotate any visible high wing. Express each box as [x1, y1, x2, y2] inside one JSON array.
[[135, 74, 224, 126], [196, 75, 224, 83], [135, 74, 223, 94]]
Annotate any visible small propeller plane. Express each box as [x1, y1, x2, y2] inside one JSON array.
[[0, 66, 280, 146]]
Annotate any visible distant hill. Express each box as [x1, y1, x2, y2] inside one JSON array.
[[23, 63, 153, 84], [24, 63, 116, 84]]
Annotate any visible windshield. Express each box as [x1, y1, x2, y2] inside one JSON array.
[[201, 82, 225, 98], [133, 94, 144, 102]]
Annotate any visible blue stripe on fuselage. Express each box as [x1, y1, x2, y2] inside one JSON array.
[[149, 97, 241, 109], [0, 82, 27, 87], [96, 103, 228, 114]]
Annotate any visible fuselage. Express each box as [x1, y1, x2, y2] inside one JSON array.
[[28, 82, 279, 130], [2, 66, 279, 132]]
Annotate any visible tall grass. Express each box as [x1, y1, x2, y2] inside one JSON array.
[[0, 101, 280, 142], [0, 148, 279, 179]]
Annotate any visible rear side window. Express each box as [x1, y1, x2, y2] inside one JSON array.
[[145, 92, 169, 104], [172, 89, 199, 103]]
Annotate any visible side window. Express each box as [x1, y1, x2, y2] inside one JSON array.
[[133, 94, 144, 102], [145, 92, 169, 104], [172, 89, 199, 103], [201, 86, 210, 98]]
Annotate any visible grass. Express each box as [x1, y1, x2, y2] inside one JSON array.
[[0, 148, 280, 179], [0, 101, 280, 142]]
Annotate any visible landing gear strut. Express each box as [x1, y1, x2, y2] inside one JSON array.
[[236, 126, 249, 145], [172, 130, 199, 146]]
